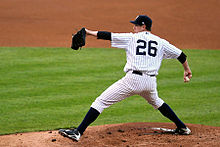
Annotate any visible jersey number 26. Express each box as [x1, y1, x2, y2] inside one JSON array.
[[136, 39, 158, 57]]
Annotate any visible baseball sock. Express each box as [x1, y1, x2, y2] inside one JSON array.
[[158, 103, 186, 129], [77, 107, 100, 135]]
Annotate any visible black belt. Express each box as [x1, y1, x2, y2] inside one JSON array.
[[132, 70, 155, 77]]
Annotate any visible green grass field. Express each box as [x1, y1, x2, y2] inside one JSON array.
[[0, 47, 219, 135]]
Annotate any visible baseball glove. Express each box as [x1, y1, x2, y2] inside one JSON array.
[[71, 28, 86, 50]]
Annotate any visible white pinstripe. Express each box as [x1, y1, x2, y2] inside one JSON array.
[[91, 31, 182, 113], [91, 72, 164, 113], [111, 32, 181, 75]]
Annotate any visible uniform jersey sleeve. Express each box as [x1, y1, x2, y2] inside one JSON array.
[[111, 33, 133, 49], [162, 39, 182, 59]]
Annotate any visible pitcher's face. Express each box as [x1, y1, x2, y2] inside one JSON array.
[[133, 24, 146, 33]]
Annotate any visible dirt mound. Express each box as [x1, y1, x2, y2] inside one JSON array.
[[0, 122, 220, 147], [0, 0, 220, 49]]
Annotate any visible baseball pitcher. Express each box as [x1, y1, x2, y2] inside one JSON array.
[[59, 15, 192, 141]]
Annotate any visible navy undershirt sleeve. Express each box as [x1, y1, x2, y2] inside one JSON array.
[[177, 52, 187, 64], [97, 31, 111, 40]]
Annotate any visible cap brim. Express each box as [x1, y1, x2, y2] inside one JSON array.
[[130, 21, 138, 24]]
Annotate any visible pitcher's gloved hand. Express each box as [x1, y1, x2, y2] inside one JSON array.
[[71, 28, 86, 50]]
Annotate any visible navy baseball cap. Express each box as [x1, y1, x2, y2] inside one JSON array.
[[130, 15, 152, 31]]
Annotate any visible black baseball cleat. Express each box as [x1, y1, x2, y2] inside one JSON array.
[[174, 127, 191, 135], [59, 128, 81, 141]]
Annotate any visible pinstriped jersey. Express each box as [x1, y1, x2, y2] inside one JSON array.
[[111, 32, 182, 75]]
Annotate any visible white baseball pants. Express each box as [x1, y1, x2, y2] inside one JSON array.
[[91, 71, 164, 113]]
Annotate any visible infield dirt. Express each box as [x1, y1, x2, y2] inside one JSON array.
[[0, 0, 220, 49], [0, 0, 220, 146]]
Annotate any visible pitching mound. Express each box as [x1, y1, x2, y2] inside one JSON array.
[[0, 122, 220, 147]]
